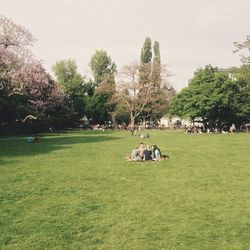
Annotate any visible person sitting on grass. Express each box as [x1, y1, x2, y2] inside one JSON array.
[[143, 145, 152, 161], [151, 144, 161, 161], [151, 144, 169, 161], [127, 147, 142, 161], [139, 142, 145, 159]]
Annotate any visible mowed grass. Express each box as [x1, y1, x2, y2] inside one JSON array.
[[0, 130, 250, 249]]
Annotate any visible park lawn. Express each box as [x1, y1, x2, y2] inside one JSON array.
[[0, 130, 250, 249]]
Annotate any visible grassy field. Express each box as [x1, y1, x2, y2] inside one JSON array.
[[0, 130, 250, 249]]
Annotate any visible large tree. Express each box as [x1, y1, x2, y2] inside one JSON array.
[[152, 41, 161, 89], [89, 49, 116, 86], [11, 62, 64, 120], [116, 61, 174, 127], [116, 62, 152, 127], [140, 37, 152, 64], [88, 50, 117, 123], [53, 59, 86, 123], [139, 39, 174, 123], [139, 37, 152, 85], [170, 65, 249, 127], [0, 15, 65, 132], [0, 15, 35, 58]]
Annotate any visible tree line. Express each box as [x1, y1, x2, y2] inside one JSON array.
[[0, 16, 175, 134], [1, 15, 248, 135]]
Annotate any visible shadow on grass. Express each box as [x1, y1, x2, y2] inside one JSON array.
[[0, 134, 120, 161], [0, 159, 19, 166]]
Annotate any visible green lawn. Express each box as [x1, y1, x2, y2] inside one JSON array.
[[0, 130, 250, 249]]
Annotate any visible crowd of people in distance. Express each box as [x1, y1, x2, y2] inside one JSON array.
[[127, 142, 169, 162], [185, 123, 240, 134], [186, 125, 203, 134]]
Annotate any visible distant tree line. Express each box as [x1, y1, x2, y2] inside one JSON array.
[[3, 15, 247, 134], [0, 16, 175, 134]]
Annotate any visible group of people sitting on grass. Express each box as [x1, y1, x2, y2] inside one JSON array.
[[127, 142, 169, 162]]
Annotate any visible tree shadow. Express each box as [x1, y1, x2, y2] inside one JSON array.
[[0, 159, 19, 166], [0, 133, 120, 162]]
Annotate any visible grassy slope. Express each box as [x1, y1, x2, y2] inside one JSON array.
[[0, 130, 250, 249]]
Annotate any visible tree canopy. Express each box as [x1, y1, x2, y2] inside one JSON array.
[[170, 65, 250, 126]]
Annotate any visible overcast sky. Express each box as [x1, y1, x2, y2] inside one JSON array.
[[1, 0, 250, 90]]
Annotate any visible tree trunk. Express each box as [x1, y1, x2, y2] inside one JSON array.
[[130, 112, 135, 135]]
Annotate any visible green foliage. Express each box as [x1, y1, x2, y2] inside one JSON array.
[[229, 65, 250, 122], [153, 41, 161, 64], [140, 37, 152, 63], [234, 35, 250, 64], [170, 65, 250, 125], [89, 50, 116, 86], [114, 102, 130, 124], [88, 50, 117, 123], [1, 130, 250, 249], [85, 93, 111, 123], [53, 59, 84, 93], [151, 41, 161, 89], [53, 59, 86, 123]]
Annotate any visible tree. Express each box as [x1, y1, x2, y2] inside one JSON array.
[[170, 65, 249, 127], [0, 15, 35, 63], [0, 16, 65, 133], [234, 35, 250, 64], [88, 50, 117, 123], [139, 39, 174, 123], [140, 37, 152, 64], [53, 59, 86, 123], [228, 65, 250, 123], [11, 62, 65, 121], [232, 36, 250, 123], [116, 61, 158, 127], [139, 37, 152, 85], [90, 49, 116, 86], [116, 62, 174, 127], [0, 15, 34, 117], [151, 41, 161, 89]]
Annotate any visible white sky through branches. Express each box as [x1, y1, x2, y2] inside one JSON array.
[[1, 0, 250, 90]]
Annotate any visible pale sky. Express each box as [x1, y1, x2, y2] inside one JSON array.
[[1, 0, 250, 90]]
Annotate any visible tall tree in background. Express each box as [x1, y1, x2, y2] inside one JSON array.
[[90, 49, 116, 86], [152, 41, 161, 89], [140, 37, 152, 64], [53, 59, 86, 123], [138, 38, 175, 123], [116, 62, 154, 127], [116, 60, 175, 127], [87, 50, 117, 123], [234, 35, 250, 65], [139, 37, 152, 85]]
